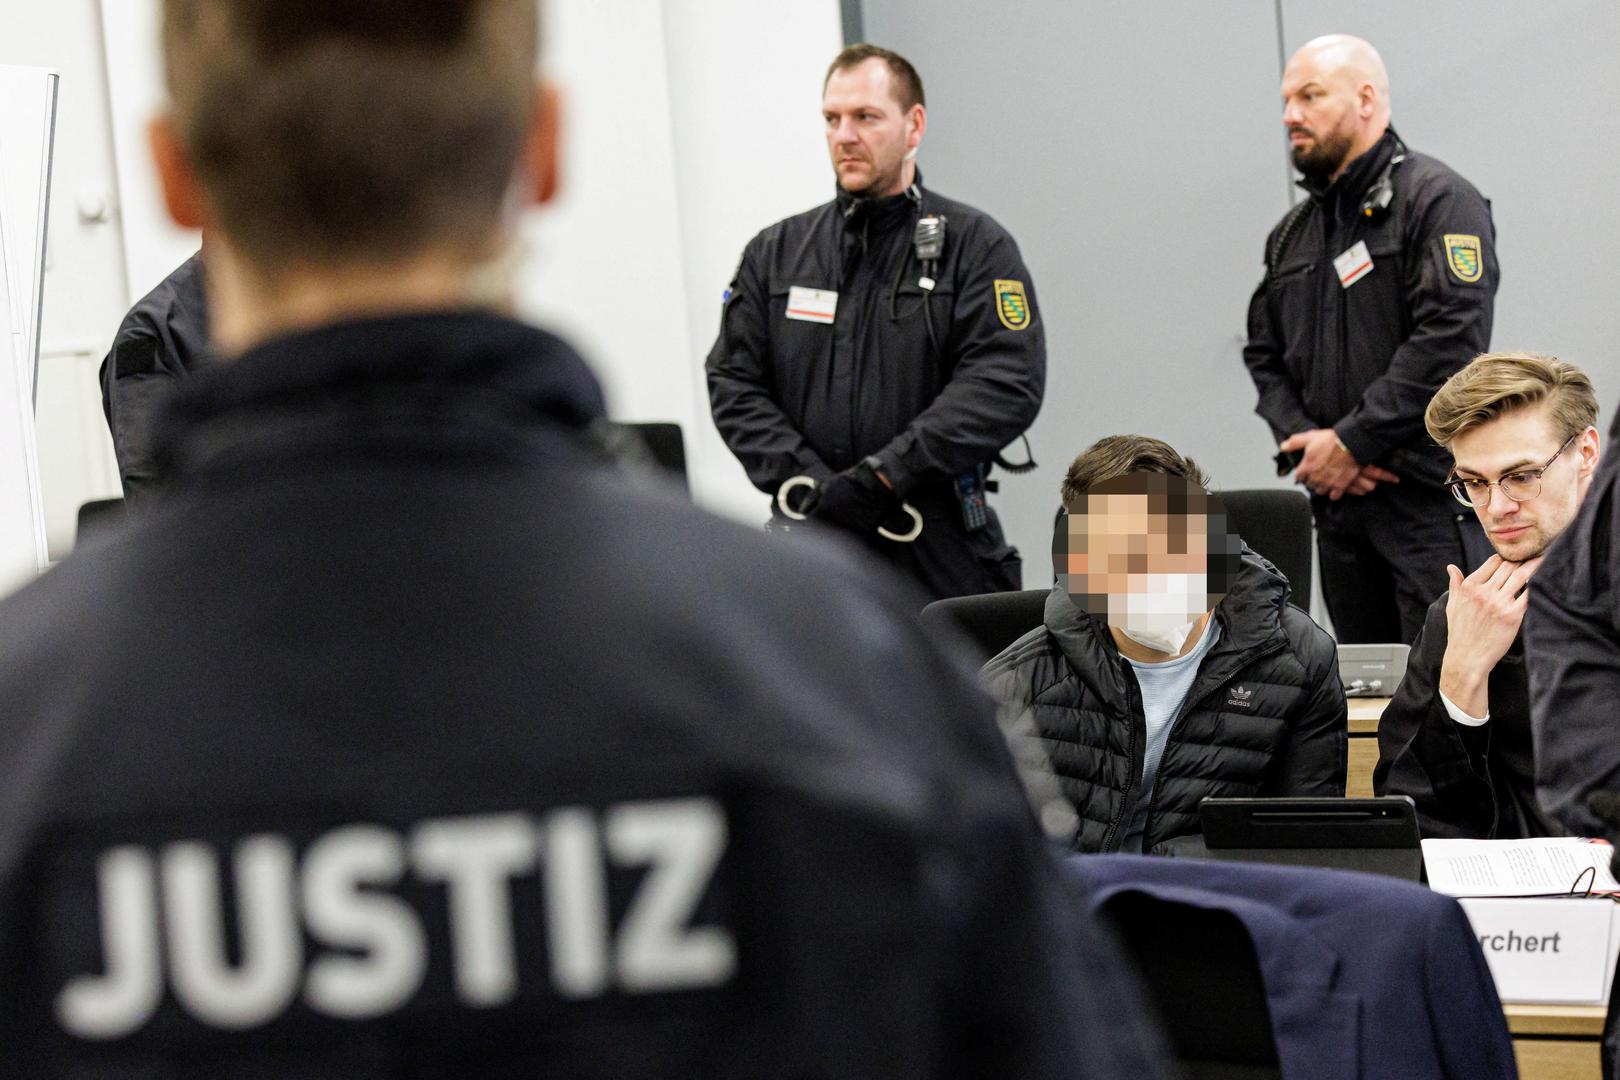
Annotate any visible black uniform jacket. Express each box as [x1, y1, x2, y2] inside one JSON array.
[[706, 175, 1044, 500], [1376, 594, 1562, 839], [1526, 410, 1620, 838], [1243, 129, 1498, 486], [98, 252, 212, 504], [983, 549, 1347, 853], [0, 311, 1162, 1079]]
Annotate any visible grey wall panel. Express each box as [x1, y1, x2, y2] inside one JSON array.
[[860, 1, 1297, 587], [1280, 0, 1620, 424], [841, 0, 864, 42]]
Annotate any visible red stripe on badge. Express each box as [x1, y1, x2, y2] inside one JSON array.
[[1340, 261, 1372, 286]]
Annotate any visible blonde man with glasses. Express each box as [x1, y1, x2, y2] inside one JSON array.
[[1375, 353, 1599, 838]]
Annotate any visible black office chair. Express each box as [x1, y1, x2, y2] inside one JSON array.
[[1101, 892, 1282, 1080], [1049, 488, 1312, 608], [1217, 488, 1312, 611], [928, 487, 1312, 666], [76, 497, 127, 544], [919, 588, 1047, 667], [612, 421, 688, 491]]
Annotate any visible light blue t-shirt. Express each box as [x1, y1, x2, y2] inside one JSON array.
[[1119, 618, 1222, 853]]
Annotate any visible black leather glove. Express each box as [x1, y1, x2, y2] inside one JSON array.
[[808, 461, 897, 534]]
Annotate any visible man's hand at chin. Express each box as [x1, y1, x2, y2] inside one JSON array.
[[1438, 554, 1543, 718]]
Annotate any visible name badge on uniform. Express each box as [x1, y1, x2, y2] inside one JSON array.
[[1333, 241, 1374, 289], [785, 286, 837, 325]]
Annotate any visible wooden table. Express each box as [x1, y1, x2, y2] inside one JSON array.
[[1345, 695, 1386, 798], [1505, 1004, 1606, 1079], [1342, 697, 1609, 1076]]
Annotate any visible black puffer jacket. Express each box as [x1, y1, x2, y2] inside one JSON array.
[[985, 551, 1347, 853]]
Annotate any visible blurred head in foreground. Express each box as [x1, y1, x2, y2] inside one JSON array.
[[152, 0, 555, 355]]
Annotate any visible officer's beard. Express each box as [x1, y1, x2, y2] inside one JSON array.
[[1291, 128, 1355, 181], [839, 166, 901, 199], [837, 147, 911, 199]]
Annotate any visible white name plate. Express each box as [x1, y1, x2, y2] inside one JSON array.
[[1457, 897, 1618, 1004]]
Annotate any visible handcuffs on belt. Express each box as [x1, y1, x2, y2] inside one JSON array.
[[775, 475, 924, 543]]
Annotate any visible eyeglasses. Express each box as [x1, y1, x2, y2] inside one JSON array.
[[1447, 433, 1578, 508]]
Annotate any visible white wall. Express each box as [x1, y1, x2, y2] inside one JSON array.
[[659, 3, 844, 522], [97, 0, 844, 527], [518, 1, 695, 475], [101, 0, 198, 298], [0, 67, 52, 592], [0, 0, 128, 561]]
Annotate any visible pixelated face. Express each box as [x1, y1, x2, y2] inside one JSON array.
[[1053, 473, 1242, 620]]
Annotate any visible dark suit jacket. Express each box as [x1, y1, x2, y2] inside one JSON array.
[[1064, 855, 1517, 1080]]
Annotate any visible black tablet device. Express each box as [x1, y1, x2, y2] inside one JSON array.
[[1199, 796, 1422, 881]]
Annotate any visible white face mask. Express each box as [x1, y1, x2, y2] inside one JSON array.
[[1107, 573, 1211, 656]]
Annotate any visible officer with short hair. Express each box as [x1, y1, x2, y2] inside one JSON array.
[[707, 44, 1045, 601], [1242, 33, 1498, 643], [0, 2, 1164, 1077]]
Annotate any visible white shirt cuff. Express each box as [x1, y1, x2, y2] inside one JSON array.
[[1439, 688, 1490, 727]]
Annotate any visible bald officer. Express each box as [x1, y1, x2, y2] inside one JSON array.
[[1242, 34, 1498, 643]]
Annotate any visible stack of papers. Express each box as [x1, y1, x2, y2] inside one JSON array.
[[1422, 837, 1619, 898]]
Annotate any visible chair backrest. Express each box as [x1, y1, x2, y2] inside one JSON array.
[[1100, 892, 1282, 1080], [76, 497, 126, 544], [919, 588, 1047, 667], [615, 421, 687, 489], [936, 487, 1310, 665], [1216, 488, 1312, 611]]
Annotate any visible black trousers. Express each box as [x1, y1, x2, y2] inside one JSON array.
[[771, 501, 1022, 603], [1312, 483, 1491, 645], [868, 504, 1023, 602]]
